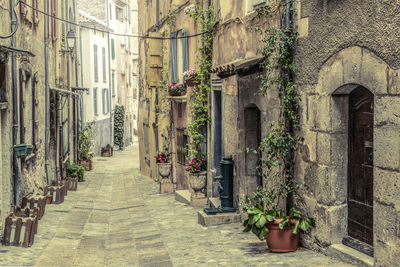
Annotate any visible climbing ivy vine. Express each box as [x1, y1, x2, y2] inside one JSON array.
[[185, 2, 215, 162], [114, 105, 125, 149], [252, 0, 301, 210]]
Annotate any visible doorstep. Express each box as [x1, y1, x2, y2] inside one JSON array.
[[175, 190, 191, 205], [326, 244, 374, 267], [198, 210, 241, 226], [208, 197, 221, 208]]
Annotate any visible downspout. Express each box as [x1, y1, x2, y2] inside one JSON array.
[[66, 0, 70, 164], [11, 0, 19, 206], [155, 0, 159, 30], [79, 25, 84, 131], [106, 1, 113, 146], [284, 0, 294, 212], [45, 0, 50, 184], [73, 0, 79, 162], [155, 88, 159, 152]]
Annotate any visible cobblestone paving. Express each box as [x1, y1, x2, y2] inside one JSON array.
[[0, 143, 354, 266]]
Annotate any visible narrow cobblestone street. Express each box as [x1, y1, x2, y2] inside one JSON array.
[[0, 143, 353, 266]]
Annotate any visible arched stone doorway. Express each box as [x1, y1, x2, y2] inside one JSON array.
[[347, 86, 374, 251]]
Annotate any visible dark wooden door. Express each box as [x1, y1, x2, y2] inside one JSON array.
[[348, 87, 374, 246]]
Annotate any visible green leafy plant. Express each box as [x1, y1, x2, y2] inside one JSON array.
[[78, 123, 95, 161], [66, 162, 85, 182], [185, 2, 215, 163], [114, 105, 125, 149], [101, 144, 113, 154], [242, 0, 315, 240]]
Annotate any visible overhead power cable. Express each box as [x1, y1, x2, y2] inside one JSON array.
[[21, 1, 208, 40]]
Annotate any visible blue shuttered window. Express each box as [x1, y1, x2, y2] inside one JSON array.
[[94, 44, 98, 82], [102, 88, 109, 114], [102, 47, 106, 82], [182, 28, 188, 73], [93, 87, 98, 115], [170, 31, 177, 84]]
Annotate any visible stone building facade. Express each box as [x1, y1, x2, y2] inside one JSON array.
[[293, 1, 400, 265], [0, 0, 80, 238], [137, 0, 201, 189], [138, 0, 400, 265]]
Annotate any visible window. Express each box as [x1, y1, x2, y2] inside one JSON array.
[[116, 7, 123, 21], [177, 128, 188, 165], [61, 96, 68, 158], [171, 29, 188, 84], [102, 47, 106, 82], [109, 3, 112, 20], [111, 39, 115, 59], [32, 0, 39, 24], [111, 71, 116, 96], [94, 44, 98, 82], [102, 88, 109, 114], [246, 0, 267, 13], [93, 87, 98, 115]]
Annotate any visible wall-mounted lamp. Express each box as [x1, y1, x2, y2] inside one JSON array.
[[60, 30, 77, 55]]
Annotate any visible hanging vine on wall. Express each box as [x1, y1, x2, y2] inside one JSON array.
[[185, 2, 215, 163], [249, 0, 301, 210], [114, 105, 125, 149]]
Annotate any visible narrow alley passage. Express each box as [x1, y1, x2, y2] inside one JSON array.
[[0, 143, 352, 266]]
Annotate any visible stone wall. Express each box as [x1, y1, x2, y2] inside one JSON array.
[[295, 0, 400, 264]]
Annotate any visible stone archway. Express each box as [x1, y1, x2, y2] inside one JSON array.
[[304, 46, 400, 262]]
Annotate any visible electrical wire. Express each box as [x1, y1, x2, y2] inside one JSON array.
[[21, 1, 209, 40], [0, 7, 19, 39]]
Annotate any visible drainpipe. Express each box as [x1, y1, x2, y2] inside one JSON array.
[[44, 0, 50, 184], [155, 0, 159, 30], [66, 0, 70, 167], [79, 24, 84, 131], [106, 1, 113, 146], [284, 0, 294, 212], [155, 88, 159, 152], [11, 0, 19, 206], [73, 0, 79, 162]]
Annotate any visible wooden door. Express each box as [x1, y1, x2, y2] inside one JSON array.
[[348, 87, 374, 246]]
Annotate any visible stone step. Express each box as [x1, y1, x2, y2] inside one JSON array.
[[174, 190, 191, 205], [327, 244, 374, 267], [208, 197, 221, 208], [198, 210, 241, 226]]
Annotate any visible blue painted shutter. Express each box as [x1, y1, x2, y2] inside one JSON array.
[[93, 87, 98, 115], [170, 31, 177, 84], [182, 28, 188, 72]]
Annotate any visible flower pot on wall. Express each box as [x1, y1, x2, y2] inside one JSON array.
[[266, 219, 299, 253], [185, 78, 199, 87], [169, 90, 186, 97], [79, 159, 92, 171]]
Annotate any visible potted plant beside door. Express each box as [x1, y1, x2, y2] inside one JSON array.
[[183, 69, 199, 87], [156, 150, 174, 193], [78, 123, 95, 171]]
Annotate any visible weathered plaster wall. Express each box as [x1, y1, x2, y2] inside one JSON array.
[[295, 1, 400, 264]]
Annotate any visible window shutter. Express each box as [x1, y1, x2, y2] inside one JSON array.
[[182, 28, 188, 72], [51, 0, 57, 41], [111, 39, 115, 59], [170, 31, 177, 84], [102, 47, 106, 82], [93, 87, 98, 115], [33, 0, 39, 23], [20, 0, 26, 15], [94, 45, 98, 82], [102, 89, 105, 114]]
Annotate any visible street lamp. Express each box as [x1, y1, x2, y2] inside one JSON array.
[[66, 30, 76, 51], [60, 30, 77, 54]]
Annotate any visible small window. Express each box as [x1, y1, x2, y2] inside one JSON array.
[[246, 0, 267, 13], [93, 87, 98, 115], [109, 4, 112, 20], [111, 39, 115, 59], [93, 44, 98, 82], [102, 47, 106, 82]]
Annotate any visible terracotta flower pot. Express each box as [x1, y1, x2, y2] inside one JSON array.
[[266, 219, 299, 253], [46, 195, 53, 204], [169, 90, 186, 97], [185, 78, 199, 87]]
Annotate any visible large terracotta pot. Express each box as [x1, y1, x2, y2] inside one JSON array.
[[266, 219, 299, 253], [189, 171, 207, 197]]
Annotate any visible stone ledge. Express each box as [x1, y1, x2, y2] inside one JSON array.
[[198, 210, 241, 226], [326, 244, 374, 267], [175, 190, 191, 205], [208, 197, 221, 208]]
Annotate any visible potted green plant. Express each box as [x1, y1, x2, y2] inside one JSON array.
[[101, 144, 113, 157], [78, 123, 95, 171], [241, 184, 315, 252], [66, 162, 85, 183]]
